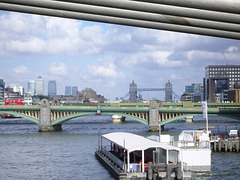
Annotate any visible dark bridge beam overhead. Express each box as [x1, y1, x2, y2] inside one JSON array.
[[54, 0, 240, 24], [1, 0, 240, 34], [0, 0, 240, 40], [134, 0, 240, 15]]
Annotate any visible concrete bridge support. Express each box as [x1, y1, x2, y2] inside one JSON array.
[[111, 114, 126, 123], [185, 116, 194, 123], [149, 101, 159, 132], [39, 99, 62, 132]]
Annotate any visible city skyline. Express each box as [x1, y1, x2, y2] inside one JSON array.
[[0, 11, 240, 100]]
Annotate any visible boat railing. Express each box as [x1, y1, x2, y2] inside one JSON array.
[[171, 140, 210, 149], [101, 146, 125, 170]]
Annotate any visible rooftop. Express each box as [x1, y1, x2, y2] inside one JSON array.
[[102, 132, 180, 152]]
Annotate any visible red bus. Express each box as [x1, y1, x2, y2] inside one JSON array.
[[5, 98, 25, 105]]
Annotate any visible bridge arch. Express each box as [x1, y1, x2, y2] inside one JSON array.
[[51, 112, 148, 126], [161, 114, 240, 126], [0, 111, 40, 124]]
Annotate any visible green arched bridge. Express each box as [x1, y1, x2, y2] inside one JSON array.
[[0, 99, 240, 132]]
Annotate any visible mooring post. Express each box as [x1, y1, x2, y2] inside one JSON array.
[[236, 141, 239, 153], [218, 140, 222, 152], [39, 99, 62, 132], [225, 141, 228, 152], [214, 141, 217, 152], [149, 101, 159, 132]]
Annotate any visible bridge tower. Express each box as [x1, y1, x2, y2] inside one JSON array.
[[129, 80, 137, 102], [39, 99, 62, 132], [165, 80, 172, 102]]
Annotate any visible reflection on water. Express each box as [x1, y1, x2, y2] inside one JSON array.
[[0, 115, 239, 179]]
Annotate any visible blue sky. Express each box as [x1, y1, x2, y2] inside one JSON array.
[[0, 11, 240, 100]]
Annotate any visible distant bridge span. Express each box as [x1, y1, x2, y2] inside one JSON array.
[[1, 100, 240, 132], [0, 0, 240, 40]]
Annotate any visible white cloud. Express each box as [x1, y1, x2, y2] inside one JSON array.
[[119, 51, 183, 69], [88, 57, 125, 79], [12, 65, 31, 74], [226, 46, 239, 53], [6, 37, 45, 53], [47, 62, 68, 76]]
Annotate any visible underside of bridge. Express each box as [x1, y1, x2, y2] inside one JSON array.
[[0, 0, 240, 40]]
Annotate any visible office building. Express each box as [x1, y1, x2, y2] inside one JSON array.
[[48, 80, 57, 96], [0, 79, 5, 104], [129, 80, 137, 102], [72, 86, 78, 96], [181, 92, 193, 102], [228, 89, 240, 103], [65, 86, 71, 96], [36, 76, 44, 95], [165, 80, 172, 102], [204, 65, 240, 102], [185, 85, 195, 93], [181, 83, 203, 102], [27, 80, 35, 96]]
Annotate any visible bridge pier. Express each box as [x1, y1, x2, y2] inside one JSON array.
[[149, 101, 159, 132], [39, 99, 62, 132], [185, 116, 194, 123], [111, 115, 126, 123]]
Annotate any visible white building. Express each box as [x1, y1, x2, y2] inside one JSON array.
[[10, 84, 24, 96], [35, 76, 44, 95]]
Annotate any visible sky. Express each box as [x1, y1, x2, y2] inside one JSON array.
[[0, 11, 240, 101]]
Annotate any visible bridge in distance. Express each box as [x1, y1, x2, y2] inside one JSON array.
[[0, 99, 240, 132]]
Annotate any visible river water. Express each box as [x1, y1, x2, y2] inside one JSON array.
[[0, 115, 239, 180]]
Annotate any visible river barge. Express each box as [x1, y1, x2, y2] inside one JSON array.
[[96, 131, 211, 180]]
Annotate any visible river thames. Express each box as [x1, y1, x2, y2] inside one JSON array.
[[0, 115, 239, 180]]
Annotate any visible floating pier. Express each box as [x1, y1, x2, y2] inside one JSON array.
[[96, 131, 211, 180]]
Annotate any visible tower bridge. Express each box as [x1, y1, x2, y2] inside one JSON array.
[[1, 99, 240, 132], [128, 80, 177, 102]]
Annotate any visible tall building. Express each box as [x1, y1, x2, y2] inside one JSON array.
[[129, 80, 137, 102], [165, 80, 172, 102], [0, 79, 5, 104], [48, 80, 57, 96], [185, 85, 195, 93], [185, 83, 203, 93], [65, 86, 71, 96], [204, 65, 240, 102], [35, 76, 44, 95], [27, 80, 35, 96], [72, 86, 78, 96]]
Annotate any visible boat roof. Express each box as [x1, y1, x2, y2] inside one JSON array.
[[102, 132, 180, 152]]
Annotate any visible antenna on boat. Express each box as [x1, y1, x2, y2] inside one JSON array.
[[202, 101, 209, 134], [159, 121, 161, 142]]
